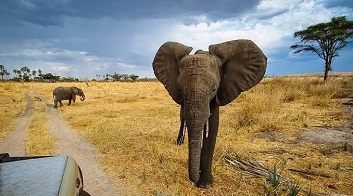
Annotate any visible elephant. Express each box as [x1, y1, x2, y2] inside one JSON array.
[[152, 40, 267, 188], [53, 86, 85, 108]]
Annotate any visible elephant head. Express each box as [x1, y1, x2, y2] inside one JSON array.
[[152, 40, 267, 187], [71, 87, 85, 101]]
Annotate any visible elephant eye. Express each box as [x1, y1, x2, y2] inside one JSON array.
[[212, 86, 217, 93]]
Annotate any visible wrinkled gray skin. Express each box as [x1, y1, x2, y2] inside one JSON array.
[[152, 40, 267, 188], [53, 86, 85, 108]]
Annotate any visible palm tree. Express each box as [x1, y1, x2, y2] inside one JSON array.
[[16, 70, 22, 78], [20, 67, 31, 81], [13, 69, 18, 77], [26, 68, 31, 79], [37, 69, 43, 81], [32, 70, 36, 78], [105, 73, 111, 81], [0, 65, 5, 80], [0, 65, 10, 80], [4, 70, 10, 80], [20, 67, 27, 76]]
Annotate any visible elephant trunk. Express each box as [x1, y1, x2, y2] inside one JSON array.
[[188, 127, 203, 183], [80, 93, 85, 101], [184, 93, 210, 183]]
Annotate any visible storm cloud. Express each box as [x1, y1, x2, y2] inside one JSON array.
[[0, 0, 352, 79]]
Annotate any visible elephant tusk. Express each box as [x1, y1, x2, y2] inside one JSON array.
[[183, 120, 187, 137], [205, 120, 209, 138]]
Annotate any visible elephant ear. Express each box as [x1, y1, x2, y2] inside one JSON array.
[[209, 40, 267, 106], [71, 87, 78, 95], [152, 42, 193, 104]]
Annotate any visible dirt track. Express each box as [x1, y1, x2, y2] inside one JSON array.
[[0, 92, 32, 156], [0, 89, 129, 195]]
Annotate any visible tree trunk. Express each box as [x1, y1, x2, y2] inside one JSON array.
[[323, 61, 330, 81]]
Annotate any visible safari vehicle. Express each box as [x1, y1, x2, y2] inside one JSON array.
[[0, 153, 87, 196]]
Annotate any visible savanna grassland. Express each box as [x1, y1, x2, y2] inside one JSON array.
[[1, 75, 353, 195]]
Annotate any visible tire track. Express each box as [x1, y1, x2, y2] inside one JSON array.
[[0, 90, 33, 156], [41, 95, 128, 195], [1, 88, 135, 195]]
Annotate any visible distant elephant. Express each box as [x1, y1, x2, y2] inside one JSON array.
[[152, 40, 267, 188], [53, 86, 85, 108]]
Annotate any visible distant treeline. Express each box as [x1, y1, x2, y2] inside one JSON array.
[[0, 65, 156, 82]]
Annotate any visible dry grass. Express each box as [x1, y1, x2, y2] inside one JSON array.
[[0, 82, 28, 139], [1, 75, 353, 195], [46, 77, 352, 195]]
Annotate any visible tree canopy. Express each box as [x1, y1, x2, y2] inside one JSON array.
[[290, 16, 353, 80]]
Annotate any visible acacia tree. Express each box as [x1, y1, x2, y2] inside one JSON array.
[[290, 16, 353, 80], [129, 74, 139, 82], [111, 72, 122, 81]]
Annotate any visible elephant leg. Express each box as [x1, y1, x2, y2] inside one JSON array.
[[68, 99, 71, 106], [54, 101, 58, 108], [176, 106, 186, 145], [59, 101, 63, 107], [197, 100, 219, 188]]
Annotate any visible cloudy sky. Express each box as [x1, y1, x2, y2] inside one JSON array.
[[0, 0, 352, 79]]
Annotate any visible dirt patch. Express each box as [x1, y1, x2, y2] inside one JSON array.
[[297, 127, 353, 146], [256, 125, 353, 149], [297, 99, 353, 152], [256, 131, 287, 142], [256, 99, 353, 153], [0, 89, 131, 195]]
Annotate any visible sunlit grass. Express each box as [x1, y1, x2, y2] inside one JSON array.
[[0, 82, 28, 139], [43, 76, 352, 195], [2, 75, 353, 195]]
